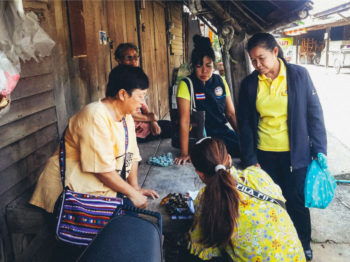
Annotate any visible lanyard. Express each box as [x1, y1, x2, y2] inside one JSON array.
[[59, 117, 129, 187]]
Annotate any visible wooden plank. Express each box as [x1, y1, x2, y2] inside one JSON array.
[[83, 0, 109, 101], [11, 73, 54, 101], [6, 189, 50, 234], [139, 1, 159, 115], [0, 140, 57, 196], [105, 1, 119, 70], [0, 107, 57, 149], [171, 44, 183, 51], [0, 91, 55, 127], [20, 57, 53, 79], [171, 26, 183, 35], [171, 16, 183, 27], [67, 1, 87, 57], [14, 227, 54, 262], [153, 2, 169, 118], [124, 0, 138, 45], [0, 164, 45, 222], [172, 31, 183, 40], [0, 124, 57, 172], [171, 48, 183, 56]]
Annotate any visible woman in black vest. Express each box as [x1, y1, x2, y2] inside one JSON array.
[[237, 33, 327, 262], [174, 35, 240, 165]]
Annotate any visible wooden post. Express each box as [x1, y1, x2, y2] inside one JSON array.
[[222, 50, 233, 98], [325, 27, 330, 68], [227, 39, 250, 108], [296, 36, 299, 64]]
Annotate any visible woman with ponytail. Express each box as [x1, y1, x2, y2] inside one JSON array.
[[188, 138, 306, 261], [174, 35, 239, 165]]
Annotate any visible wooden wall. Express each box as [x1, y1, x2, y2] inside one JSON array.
[[0, 1, 184, 260], [0, 1, 60, 261], [167, 2, 185, 87], [138, 1, 170, 118]]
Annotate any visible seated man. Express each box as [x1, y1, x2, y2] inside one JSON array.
[[114, 43, 171, 142]]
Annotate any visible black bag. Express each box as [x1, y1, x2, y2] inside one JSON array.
[[171, 77, 205, 148], [77, 205, 163, 262]]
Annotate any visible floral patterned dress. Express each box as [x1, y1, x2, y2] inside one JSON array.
[[188, 166, 306, 262]]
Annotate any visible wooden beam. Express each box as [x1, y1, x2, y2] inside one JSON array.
[[230, 0, 265, 31], [0, 124, 57, 172], [0, 91, 55, 127], [325, 27, 330, 68], [0, 107, 57, 149], [0, 140, 57, 196]]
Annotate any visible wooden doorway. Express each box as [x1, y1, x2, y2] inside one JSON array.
[[138, 1, 169, 118]]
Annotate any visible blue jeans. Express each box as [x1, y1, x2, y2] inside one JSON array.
[[207, 126, 240, 157]]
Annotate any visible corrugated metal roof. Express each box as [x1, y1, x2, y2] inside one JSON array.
[[185, 0, 313, 35]]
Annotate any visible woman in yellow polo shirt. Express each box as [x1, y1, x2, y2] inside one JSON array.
[[237, 33, 327, 262], [174, 35, 239, 165]]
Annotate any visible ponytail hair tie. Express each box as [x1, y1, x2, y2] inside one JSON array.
[[215, 164, 226, 173]]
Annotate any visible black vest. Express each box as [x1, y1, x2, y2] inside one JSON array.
[[185, 74, 228, 132]]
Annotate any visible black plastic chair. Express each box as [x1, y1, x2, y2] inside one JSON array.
[[77, 205, 162, 262]]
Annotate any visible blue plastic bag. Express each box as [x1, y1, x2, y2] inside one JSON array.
[[304, 153, 337, 209]]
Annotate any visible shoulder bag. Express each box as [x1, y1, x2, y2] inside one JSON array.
[[171, 76, 206, 148], [56, 118, 129, 246], [236, 182, 286, 209]]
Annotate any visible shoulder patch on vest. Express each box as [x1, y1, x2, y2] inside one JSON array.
[[214, 86, 223, 97]]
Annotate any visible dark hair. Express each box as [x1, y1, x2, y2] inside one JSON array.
[[114, 43, 139, 61], [247, 33, 284, 59], [191, 35, 216, 71], [106, 65, 149, 97], [190, 138, 240, 252]]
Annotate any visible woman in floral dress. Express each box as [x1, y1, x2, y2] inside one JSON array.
[[187, 138, 305, 262]]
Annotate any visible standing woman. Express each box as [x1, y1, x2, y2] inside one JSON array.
[[174, 35, 239, 165], [238, 32, 327, 261]]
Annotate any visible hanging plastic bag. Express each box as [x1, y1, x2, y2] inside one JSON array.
[[0, 51, 20, 96], [13, 11, 55, 62], [0, 0, 55, 64], [304, 153, 337, 209]]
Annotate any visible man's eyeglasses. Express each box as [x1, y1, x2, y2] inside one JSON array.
[[123, 55, 139, 61]]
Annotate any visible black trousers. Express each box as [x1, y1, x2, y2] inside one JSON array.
[[257, 150, 311, 251]]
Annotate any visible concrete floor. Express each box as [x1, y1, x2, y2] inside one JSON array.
[[305, 65, 350, 262], [138, 137, 350, 261], [138, 65, 350, 261]]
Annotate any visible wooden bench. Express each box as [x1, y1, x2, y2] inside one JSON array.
[[6, 188, 55, 262]]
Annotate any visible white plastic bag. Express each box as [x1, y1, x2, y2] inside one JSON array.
[[13, 11, 56, 62], [0, 51, 20, 96], [0, 0, 55, 64]]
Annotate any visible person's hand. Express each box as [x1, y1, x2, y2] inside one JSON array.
[[174, 154, 191, 165], [150, 121, 161, 135], [255, 163, 261, 168], [140, 188, 159, 200], [147, 112, 158, 122], [129, 190, 148, 209]]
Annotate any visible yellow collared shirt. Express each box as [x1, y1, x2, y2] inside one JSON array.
[[256, 58, 289, 151]]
